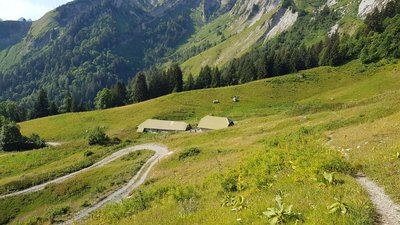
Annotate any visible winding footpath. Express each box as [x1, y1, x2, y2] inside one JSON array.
[[356, 175, 400, 225], [0, 143, 170, 223], [327, 134, 400, 225]]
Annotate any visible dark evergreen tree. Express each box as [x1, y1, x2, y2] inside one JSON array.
[[59, 92, 73, 113], [31, 89, 50, 119], [131, 72, 149, 103], [184, 73, 195, 91], [221, 61, 238, 86], [110, 80, 127, 107], [147, 68, 169, 98], [211, 67, 221, 88], [196, 66, 212, 88], [71, 98, 79, 112], [239, 61, 257, 83], [319, 32, 342, 66], [166, 64, 183, 92], [49, 102, 59, 115]]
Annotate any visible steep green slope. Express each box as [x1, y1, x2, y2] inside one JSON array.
[[0, 60, 397, 224]]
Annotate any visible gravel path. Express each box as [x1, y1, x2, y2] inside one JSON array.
[[0, 143, 169, 200], [327, 135, 400, 224], [46, 142, 63, 147], [356, 175, 400, 225], [62, 143, 169, 224]]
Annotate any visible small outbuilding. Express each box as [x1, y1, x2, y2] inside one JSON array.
[[197, 115, 234, 131], [137, 119, 191, 133]]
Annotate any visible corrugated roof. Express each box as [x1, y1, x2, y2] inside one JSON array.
[[197, 115, 234, 130], [137, 119, 190, 133]]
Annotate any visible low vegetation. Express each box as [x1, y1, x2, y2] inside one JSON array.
[[178, 148, 201, 160], [263, 192, 302, 225]]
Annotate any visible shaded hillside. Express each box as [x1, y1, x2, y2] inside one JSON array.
[[0, 21, 31, 50]]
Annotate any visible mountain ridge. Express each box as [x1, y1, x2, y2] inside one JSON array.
[[0, 0, 391, 105]]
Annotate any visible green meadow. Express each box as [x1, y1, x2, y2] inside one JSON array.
[[0, 60, 399, 224]]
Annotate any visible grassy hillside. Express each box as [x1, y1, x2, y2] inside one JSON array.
[[1, 60, 400, 224]]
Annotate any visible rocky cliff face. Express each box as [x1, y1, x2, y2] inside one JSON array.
[[231, 0, 281, 27], [358, 0, 391, 18]]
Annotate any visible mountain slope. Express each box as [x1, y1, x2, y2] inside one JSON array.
[[0, 0, 392, 105]]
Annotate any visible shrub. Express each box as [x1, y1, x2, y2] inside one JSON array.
[[88, 127, 110, 146], [179, 197, 199, 214], [221, 168, 245, 192], [172, 186, 199, 203], [46, 206, 70, 222], [178, 148, 201, 160], [81, 201, 91, 207], [95, 185, 106, 193], [321, 158, 357, 175], [27, 133, 46, 149], [84, 150, 94, 157], [110, 137, 121, 145]]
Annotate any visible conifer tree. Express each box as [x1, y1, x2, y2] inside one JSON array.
[[131, 72, 149, 103], [31, 89, 50, 119], [59, 92, 73, 113], [184, 73, 195, 91], [110, 80, 127, 107], [166, 64, 183, 92], [196, 66, 212, 88], [211, 67, 221, 88]]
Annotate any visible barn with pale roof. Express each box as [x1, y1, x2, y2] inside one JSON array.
[[197, 115, 234, 131], [137, 119, 191, 133]]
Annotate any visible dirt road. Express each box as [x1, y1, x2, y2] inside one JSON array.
[[0, 144, 169, 200]]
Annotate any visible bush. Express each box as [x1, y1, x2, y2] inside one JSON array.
[[221, 169, 245, 192], [27, 133, 46, 149], [0, 117, 46, 151], [172, 186, 199, 203], [321, 158, 357, 175], [88, 127, 110, 146], [46, 206, 70, 222], [84, 150, 94, 157], [178, 148, 201, 160]]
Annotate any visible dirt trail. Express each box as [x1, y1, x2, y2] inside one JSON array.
[[327, 134, 400, 224], [46, 142, 63, 147], [356, 175, 400, 225], [62, 143, 169, 224], [0, 144, 169, 200]]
